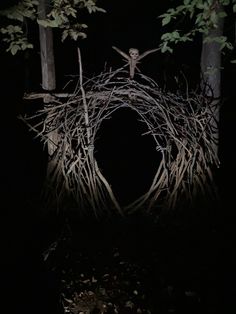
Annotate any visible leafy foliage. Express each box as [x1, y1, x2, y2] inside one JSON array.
[[159, 0, 236, 53], [0, 0, 106, 54], [0, 24, 33, 54], [37, 0, 106, 42], [0, 0, 38, 22]]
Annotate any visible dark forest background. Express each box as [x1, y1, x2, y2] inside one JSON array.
[[0, 1, 236, 313]]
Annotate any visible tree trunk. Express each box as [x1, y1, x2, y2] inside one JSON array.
[[38, 0, 56, 90], [38, 0, 60, 191], [200, 4, 224, 156]]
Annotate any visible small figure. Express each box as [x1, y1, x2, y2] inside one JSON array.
[[112, 46, 159, 79]]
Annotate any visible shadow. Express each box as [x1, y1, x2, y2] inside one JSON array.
[[94, 107, 161, 206]]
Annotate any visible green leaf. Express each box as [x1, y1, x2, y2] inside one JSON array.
[[76, 32, 87, 39], [221, 0, 230, 5], [161, 32, 172, 41], [224, 41, 233, 50], [184, 0, 190, 5], [230, 59, 236, 64], [176, 5, 186, 12], [1, 0, 106, 52], [97, 7, 106, 13], [233, 4, 236, 12], [218, 11, 227, 18], [70, 30, 79, 41], [160, 42, 173, 53], [180, 35, 192, 42], [61, 30, 69, 42], [162, 14, 171, 26], [172, 31, 180, 39], [8, 44, 20, 55], [195, 13, 203, 25], [21, 41, 33, 50], [0, 25, 22, 34], [209, 11, 217, 25], [37, 19, 50, 27], [37, 18, 61, 28]]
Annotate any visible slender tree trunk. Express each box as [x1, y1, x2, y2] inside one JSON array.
[[200, 3, 224, 156], [38, 0, 60, 186], [38, 0, 56, 90]]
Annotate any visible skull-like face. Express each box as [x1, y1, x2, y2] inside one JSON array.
[[129, 48, 139, 60]]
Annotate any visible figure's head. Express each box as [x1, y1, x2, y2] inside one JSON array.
[[129, 48, 139, 60]]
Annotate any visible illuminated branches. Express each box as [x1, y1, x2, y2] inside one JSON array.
[[21, 65, 219, 216]]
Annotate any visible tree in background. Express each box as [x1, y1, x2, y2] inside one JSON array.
[[0, 0, 105, 53], [159, 0, 236, 155], [0, 0, 106, 210], [0, 0, 105, 89]]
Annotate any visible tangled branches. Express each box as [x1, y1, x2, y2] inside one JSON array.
[[21, 54, 219, 217]]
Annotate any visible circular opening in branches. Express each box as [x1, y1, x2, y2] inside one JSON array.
[[94, 107, 161, 205]]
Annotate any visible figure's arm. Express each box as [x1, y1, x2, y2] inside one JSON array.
[[112, 46, 130, 61], [138, 48, 159, 60]]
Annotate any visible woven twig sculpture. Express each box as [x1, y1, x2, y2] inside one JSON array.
[[21, 50, 219, 216]]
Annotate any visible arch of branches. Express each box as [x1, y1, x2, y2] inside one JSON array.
[[22, 61, 219, 217]]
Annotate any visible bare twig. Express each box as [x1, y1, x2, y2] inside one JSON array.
[[22, 64, 219, 215]]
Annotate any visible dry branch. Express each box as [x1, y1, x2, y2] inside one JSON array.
[[21, 64, 219, 216]]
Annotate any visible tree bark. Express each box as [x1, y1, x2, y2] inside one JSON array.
[[38, 0, 60, 196], [200, 3, 224, 156], [38, 0, 56, 90]]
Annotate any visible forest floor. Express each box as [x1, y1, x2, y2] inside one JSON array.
[[2, 201, 235, 314], [35, 206, 233, 314]]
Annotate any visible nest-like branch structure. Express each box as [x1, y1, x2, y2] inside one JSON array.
[[22, 68, 219, 216]]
